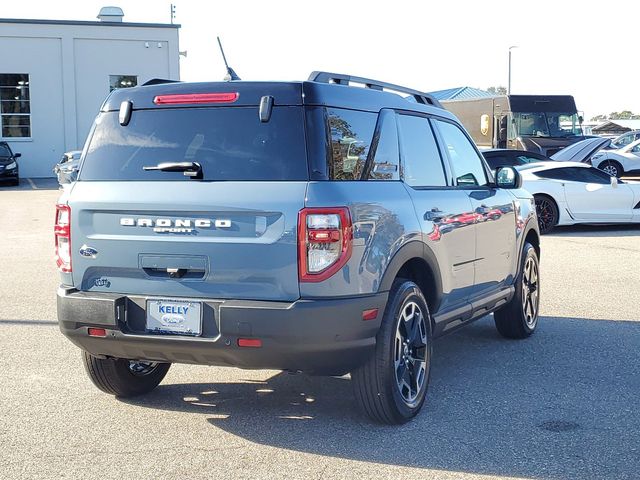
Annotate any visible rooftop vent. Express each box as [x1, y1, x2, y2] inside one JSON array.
[[97, 6, 124, 22]]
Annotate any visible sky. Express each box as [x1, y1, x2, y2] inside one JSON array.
[[2, 0, 638, 120]]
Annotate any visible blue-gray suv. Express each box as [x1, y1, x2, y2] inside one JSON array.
[[56, 72, 540, 424]]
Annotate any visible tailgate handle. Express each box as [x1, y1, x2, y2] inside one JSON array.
[[143, 267, 205, 279], [139, 255, 208, 280]]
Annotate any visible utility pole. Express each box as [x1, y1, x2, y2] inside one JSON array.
[[508, 46, 518, 95], [170, 4, 176, 24]]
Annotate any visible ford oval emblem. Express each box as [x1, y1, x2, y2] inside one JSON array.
[[79, 245, 98, 258]]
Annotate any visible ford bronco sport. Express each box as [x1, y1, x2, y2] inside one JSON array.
[[56, 72, 540, 424]]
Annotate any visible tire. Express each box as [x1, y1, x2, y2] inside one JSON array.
[[534, 194, 558, 235], [352, 279, 432, 424], [494, 242, 540, 339], [82, 351, 171, 397], [598, 160, 623, 178]]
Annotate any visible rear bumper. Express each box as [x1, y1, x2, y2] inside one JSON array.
[[57, 287, 387, 375]]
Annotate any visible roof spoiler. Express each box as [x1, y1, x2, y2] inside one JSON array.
[[142, 78, 181, 86], [308, 71, 442, 108]]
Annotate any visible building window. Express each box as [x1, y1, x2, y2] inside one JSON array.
[[1, 74, 31, 138], [109, 75, 138, 92]]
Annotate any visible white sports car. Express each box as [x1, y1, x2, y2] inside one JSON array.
[[590, 139, 640, 178], [518, 162, 640, 233]]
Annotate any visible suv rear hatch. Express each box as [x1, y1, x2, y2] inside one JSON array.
[[67, 83, 307, 302]]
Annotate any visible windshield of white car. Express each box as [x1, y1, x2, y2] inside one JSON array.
[[513, 112, 583, 138]]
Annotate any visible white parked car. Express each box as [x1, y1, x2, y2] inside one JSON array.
[[608, 130, 640, 150], [591, 139, 640, 178], [518, 162, 640, 233]]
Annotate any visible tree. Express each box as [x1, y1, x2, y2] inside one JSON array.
[[590, 111, 640, 121], [609, 110, 640, 120], [487, 86, 507, 95]]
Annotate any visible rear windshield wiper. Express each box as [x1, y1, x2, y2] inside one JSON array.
[[143, 161, 203, 179]]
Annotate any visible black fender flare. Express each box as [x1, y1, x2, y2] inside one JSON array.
[[516, 218, 540, 273], [378, 240, 443, 313]]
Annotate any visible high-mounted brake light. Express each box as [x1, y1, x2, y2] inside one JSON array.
[[54, 204, 72, 272], [298, 207, 352, 283], [153, 92, 239, 105]]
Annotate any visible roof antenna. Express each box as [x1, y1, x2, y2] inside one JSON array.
[[217, 37, 241, 81]]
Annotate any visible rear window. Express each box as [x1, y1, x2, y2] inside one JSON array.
[[79, 106, 308, 181]]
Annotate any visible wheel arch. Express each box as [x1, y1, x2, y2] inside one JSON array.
[[378, 241, 443, 320], [596, 158, 624, 175]]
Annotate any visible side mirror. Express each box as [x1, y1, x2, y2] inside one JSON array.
[[14, 153, 21, 158], [610, 176, 618, 188], [578, 115, 584, 124], [495, 166, 522, 189]]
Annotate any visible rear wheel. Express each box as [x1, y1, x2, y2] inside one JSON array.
[[599, 160, 623, 178], [534, 194, 558, 234], [82, 351, 171, 397], [494, 242, 540, 339], [352, 279, 432, 424]]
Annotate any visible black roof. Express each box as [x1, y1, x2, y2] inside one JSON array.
[[103, 78, 454, 120]]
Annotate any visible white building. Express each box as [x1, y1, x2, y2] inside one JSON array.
[[0, 8, 180, 177]]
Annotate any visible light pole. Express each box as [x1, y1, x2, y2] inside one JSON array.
[[508, 46, 518, 95]]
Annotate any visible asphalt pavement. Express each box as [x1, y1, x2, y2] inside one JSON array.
[[1, 183, 639, 480]]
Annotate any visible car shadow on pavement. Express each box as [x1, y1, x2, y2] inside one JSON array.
[[122, 315, 640, 479], [0, 178, 60, 191], [549, 223, 640, 238]]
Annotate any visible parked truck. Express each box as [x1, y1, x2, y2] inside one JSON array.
[[442, 95, 586, 157]]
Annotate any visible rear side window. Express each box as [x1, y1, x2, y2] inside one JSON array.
[[536, 167, 610, 184], [327, 108, 377, 180], [434, 120, 488, 187], [397, 114, 446, 187], [80, 106, 308, 181]]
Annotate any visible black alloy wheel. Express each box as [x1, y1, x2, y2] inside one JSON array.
[[394, 300, 428, 407], [534, 195, 558, 234], [352, 280, 432, 424]]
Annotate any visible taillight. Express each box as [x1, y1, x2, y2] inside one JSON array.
[[55, 204, 71, 272], [153, 92, 239, 105], [298, 207, 352, 282]]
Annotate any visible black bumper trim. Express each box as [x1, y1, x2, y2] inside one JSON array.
[[57, 287, 388, 375]]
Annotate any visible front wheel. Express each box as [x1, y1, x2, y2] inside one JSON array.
[[352, 280, 432, 424], [494, 242, 540, 339], [82, 351, 171, 397]]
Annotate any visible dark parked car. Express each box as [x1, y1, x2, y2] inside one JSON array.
[[0, 141, 21, 186], [54, 150, 82, 185], [482, 149, 549, 170]]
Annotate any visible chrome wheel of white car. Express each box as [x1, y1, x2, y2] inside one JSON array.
[[600, 161, 623, 178]]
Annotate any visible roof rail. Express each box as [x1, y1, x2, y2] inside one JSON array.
[[308, 71, 442, 108], [142, 78, 181, 86]]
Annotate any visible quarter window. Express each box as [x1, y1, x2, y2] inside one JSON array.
[[327, 108, 377, 180], [1, 73, 30, 138], [397, 114, 447, 187], [435, 120, 488, 186], [368, 110, 399, 180]]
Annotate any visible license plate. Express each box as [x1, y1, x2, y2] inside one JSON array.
[[146, 299, 202, 336]]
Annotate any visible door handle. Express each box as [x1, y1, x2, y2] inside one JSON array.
[[424, 208, 444, 222]]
